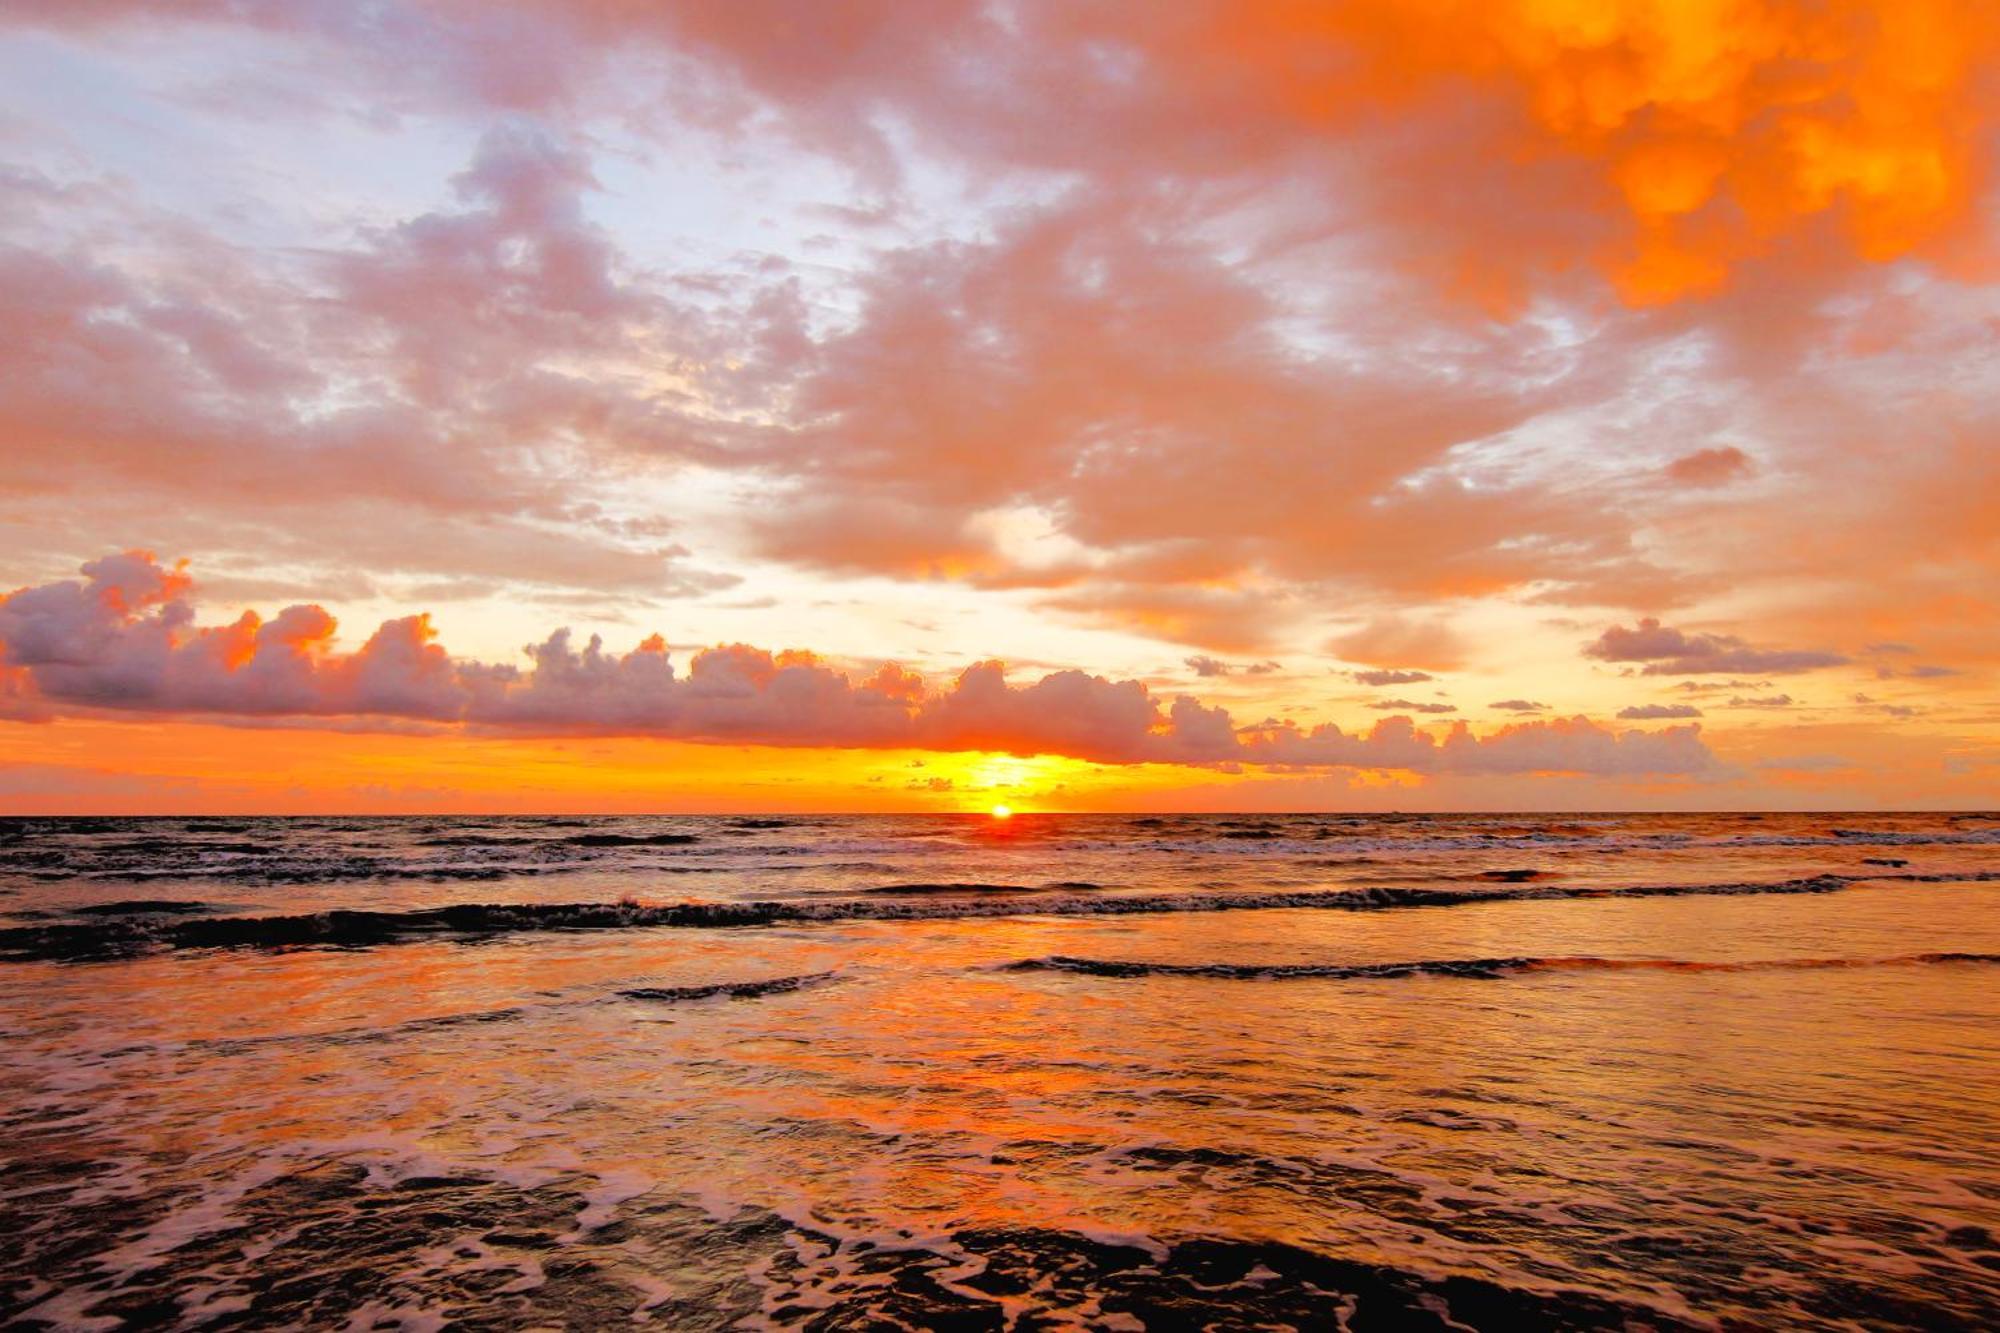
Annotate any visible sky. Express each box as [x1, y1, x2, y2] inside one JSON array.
[[0, 0, 1995, 813]]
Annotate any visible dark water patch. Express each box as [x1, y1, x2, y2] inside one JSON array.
[[563, 832, 701, 847], [71, 900, 220, 917], [1472, 868, 1558, 882], [97, 839, 270, 857], [1006, 951, 2000, 982], [619, 969, 838, 1004], [760, 1222, 1703, 1332], [858, 881, 1101, 896]]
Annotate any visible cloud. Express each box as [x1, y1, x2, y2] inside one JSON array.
[[0, 127, 750, 599], [1489, 699, 1549, 712], [1726, 694, 1796, 709], [1368, 699, 1457, 715], [1876, 663, 1963, 679], [1585, 618, 1849, 675], [1353, 668, 1434, 687], [0, 552, 1719, 777], [0, 0, 1992, 798], [31, 0, 1990, 307], [1617, 703, 1703, 720], [1665, 446, 1752, 487], [1331, 618, 1467, 672], [1185, 655, 1285, 678], [1241, 714, 1716, 779]]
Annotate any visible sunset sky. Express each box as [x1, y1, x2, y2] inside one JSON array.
[[1, 0, 1995, 812]]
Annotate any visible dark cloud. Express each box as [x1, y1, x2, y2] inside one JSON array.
[[1586, 619, 1848, 676], [1352, 668, 1434, 687]]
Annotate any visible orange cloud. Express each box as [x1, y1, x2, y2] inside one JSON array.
[[1118, 0, 2000, 304]]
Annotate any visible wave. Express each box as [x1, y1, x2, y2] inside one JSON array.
[[1004, 951, 2000, 981], [4, 870, 1984, 962], [618, 969, 839, 1003], [186, 974, 837, 1054], [855, 880, 1105, 895], [1, 1155, 1723, 1333]]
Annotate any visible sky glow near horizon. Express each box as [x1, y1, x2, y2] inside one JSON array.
[[0, 0, 1996, 812]]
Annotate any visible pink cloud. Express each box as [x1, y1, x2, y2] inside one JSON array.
[[0, 552, 1719, 778], [1, 0, 1995, 710]]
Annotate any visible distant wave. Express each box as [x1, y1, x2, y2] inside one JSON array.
[[1005, 951, 2000, 981], [8, 816, 2000, 890], [619, 969, 839, 1002], [855, 881, 1106, 895], [6, 870, 1994, 962], [185, 975, 840, 1055]]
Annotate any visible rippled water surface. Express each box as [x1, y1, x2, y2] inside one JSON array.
[[3, 812, 1998, 1329]]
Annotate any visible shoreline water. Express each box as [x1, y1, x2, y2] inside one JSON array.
[[4, 812, 1998, 1329]]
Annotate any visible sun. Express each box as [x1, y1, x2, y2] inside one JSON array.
[[989, 804, 1013, 820]]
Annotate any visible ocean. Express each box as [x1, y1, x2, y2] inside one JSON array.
[[2, 812, 1997, 1329]]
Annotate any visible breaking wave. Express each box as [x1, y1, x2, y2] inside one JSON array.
[[5, 871, 1995, 962]]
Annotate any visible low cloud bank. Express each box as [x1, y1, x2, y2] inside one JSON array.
[[0, 553, 1717, 777]]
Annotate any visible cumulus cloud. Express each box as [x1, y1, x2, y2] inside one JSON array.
[[1585, 619, 1849, 676], [1617, 703, 1703, 720], [0, 553, 1719, 778]]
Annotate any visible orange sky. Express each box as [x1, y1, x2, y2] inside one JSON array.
[[0, 1, 1995, 811]]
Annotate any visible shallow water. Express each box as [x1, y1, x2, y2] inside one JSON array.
[[2, 813, 1998, 1329]]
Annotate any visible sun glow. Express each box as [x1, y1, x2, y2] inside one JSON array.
[[990, 804, 1014, 820]]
